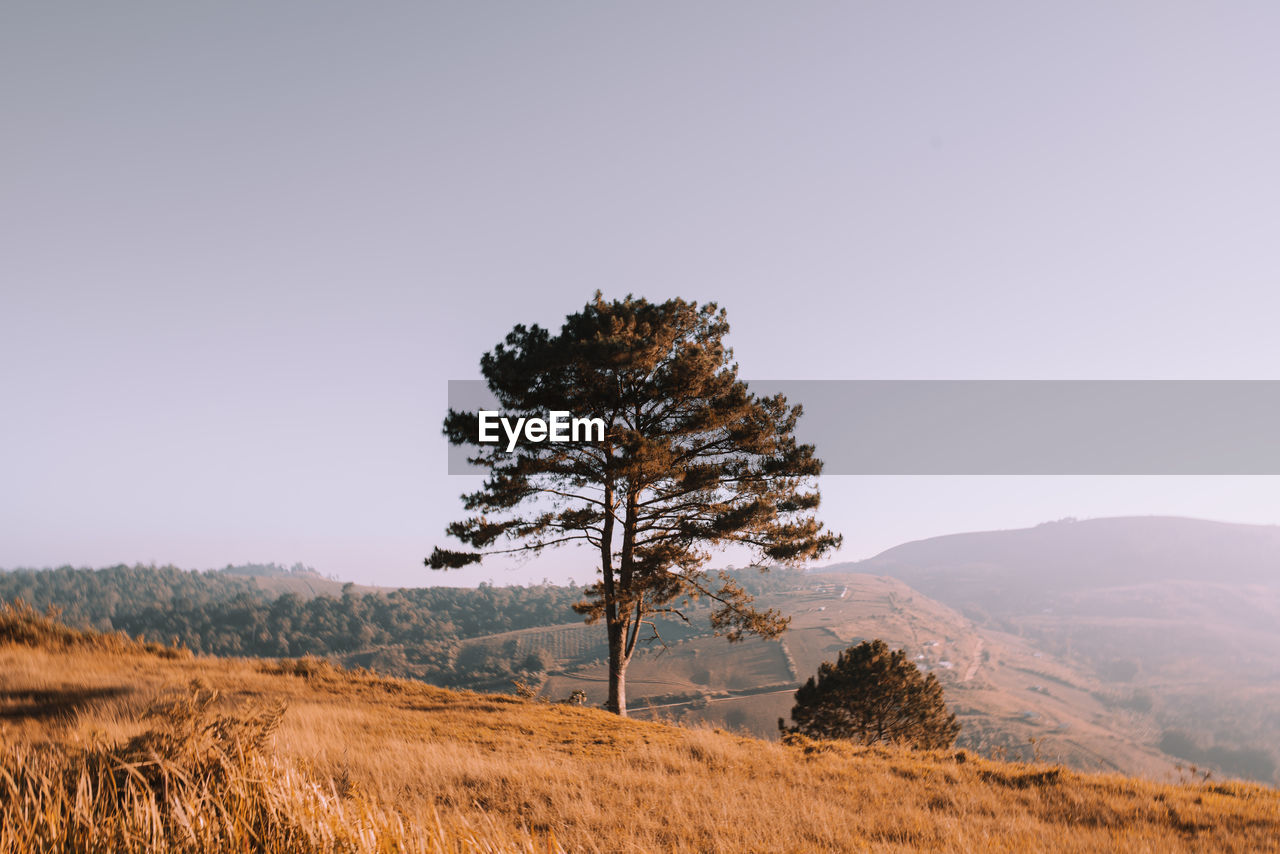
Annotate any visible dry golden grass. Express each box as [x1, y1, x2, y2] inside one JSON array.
[[3, 602, 1279, 852], [0, 604, 561, 853], [2, 687, 563, 853]]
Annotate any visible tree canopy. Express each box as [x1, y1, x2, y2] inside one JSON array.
[[783, 639, 960, 749], [429, 293, 841, 714]]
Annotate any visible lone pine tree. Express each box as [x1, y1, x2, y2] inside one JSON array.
[[428, 293, 841, 715], [782, 639, 960, 748]]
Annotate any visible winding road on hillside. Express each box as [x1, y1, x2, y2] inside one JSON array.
[[963, 638, 984, 682]]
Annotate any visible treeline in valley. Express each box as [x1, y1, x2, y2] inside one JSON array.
[[0, 564, 585, 684]]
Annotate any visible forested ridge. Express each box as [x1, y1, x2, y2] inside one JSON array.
[[0, 563, 808, 687], [0, 564, 586, 683]]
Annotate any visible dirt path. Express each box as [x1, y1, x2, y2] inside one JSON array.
[[636, 684, 802, 711], [963, 638, 984, 682]]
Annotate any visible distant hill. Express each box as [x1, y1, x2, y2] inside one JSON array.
[[824, 517, 1280, 785], [215, 561, 328, 579], [832, 516, 1280, 601], [215, 562, 386, 598]]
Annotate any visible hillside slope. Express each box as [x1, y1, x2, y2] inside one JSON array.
[[0, 560, 1210, 783], [828, 516, 1280, 785], [5, 605, 1278, 853], [492, 574, 1181, 779], [835, 516, 1280, 604]]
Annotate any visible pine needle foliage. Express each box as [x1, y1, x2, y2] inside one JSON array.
[[429, 294, 841, 714], [784, 639, 961, 749]]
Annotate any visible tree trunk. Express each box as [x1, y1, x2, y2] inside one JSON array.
[[600, 471, 625, 716], [606, 621, 627, 716]]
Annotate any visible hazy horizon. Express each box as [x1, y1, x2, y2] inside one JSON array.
[[6, 3, 1280, 586], [6, 511, 1280, 588]]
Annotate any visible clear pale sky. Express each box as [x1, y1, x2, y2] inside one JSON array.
[[4, 3, 1280, 586]]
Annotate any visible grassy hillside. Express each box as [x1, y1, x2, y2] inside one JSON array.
[[523, 574, 1182, 780], [4, 603, 1279, 852], [829, 517, 1280, 785], [2, 563, 1209, 784], [841, 516, 1280, 592]]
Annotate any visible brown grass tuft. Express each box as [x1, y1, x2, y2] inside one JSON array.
[[0, 599, 190, 659], [1, 682, 561, 853]]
